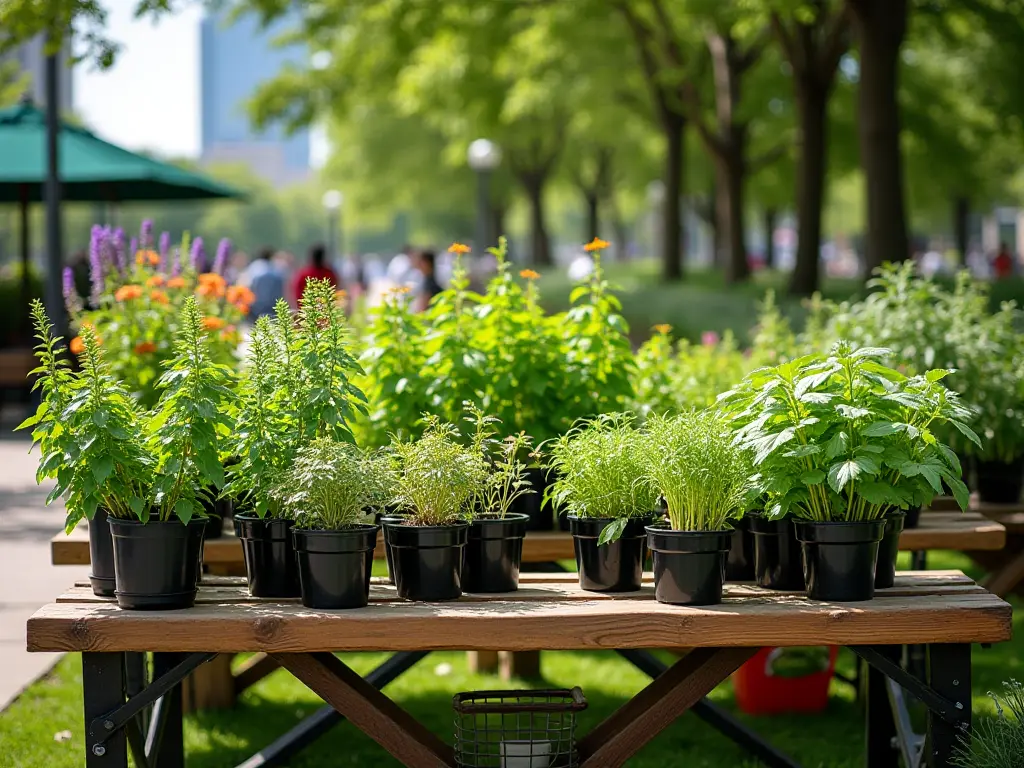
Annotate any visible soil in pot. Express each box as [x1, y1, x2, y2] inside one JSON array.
[[724, 516, 755, 582], [388, 521, 470, 601], [510, 466, 556, 531], [293, 525, 379, 609], [88, 508, 116, 597], [381, 513, 412, 585], [463, 513, 529, 593], [793, 520, 886, 602], [645, 526, 732, 605], [975, 456, 1024, 504], [234, 514, 300, 598], [569, 516, 652, 592], [748, 514, 804, 591], [108, 517, 208, 610], [874, 512, 906, 589]]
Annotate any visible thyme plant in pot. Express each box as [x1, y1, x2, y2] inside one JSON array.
[[721, 344, 977, 601], [641, 410, 753, 605], [462, 406, 533, 593], [547, 414, 658, 592], [273, 440, 386, 609], [387, 416, 489, 601]]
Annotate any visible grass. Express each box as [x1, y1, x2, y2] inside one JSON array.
[[1, 551, 1021, 768]]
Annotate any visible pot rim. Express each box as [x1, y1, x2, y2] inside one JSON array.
[[792, 518, 886, 544], [646, 525, 732, 554], [108, 516, 209, 528]]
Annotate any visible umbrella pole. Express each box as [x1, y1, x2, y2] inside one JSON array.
[[43, 49, 65, 343], [19, 185, 30, 344]]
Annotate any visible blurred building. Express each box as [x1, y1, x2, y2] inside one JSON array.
[[199, 10, 310, 186], [0, 35, 74, 110]]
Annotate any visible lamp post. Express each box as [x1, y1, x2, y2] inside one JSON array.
[[467, 139, 501, 252], [322, 189, 343, 261]]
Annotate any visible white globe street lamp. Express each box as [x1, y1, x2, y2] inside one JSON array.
[[322, 190, 344, 258], [467, 138, 502, 172], [467, 139, 501, 250]]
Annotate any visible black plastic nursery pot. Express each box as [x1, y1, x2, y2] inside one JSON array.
[[510, 466, 557, 531], [234, 514, 301, 598], [108, 517, 208, 610], [748, 513, 804, 591], [199, 493, 231, 539], [793, 520, 886, 602], [874, 512, 906, 589], [569, 516, 652, 593], [292, 525, 379, 610], [975, 456, 1024, 504], [381, 513, 412, 584], [463, 513, 530, 593], [88, 508, 116, 597], [388, 521, 470, 601], [904, 504, 922, 529], [724, 516, 755, 582], [645, 526, 733, 606]]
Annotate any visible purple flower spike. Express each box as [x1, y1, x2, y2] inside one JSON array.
[[129, 237, 139, 267], [190, 237, 206, 273], [63, 266, 82, 315], [112, 228, 126, 274], [171, 248, 182, 277], [213, 238, 231, 275], [89, 225, 105, 302], [158, 231, 170, 267], [140, 219, 154, 249]]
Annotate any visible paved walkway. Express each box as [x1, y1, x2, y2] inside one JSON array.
[[0, 419, 88, 710]]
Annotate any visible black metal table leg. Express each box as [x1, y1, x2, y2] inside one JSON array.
[[863, 645, 900, 767], [151, 653, 186, 768], [83, 652, 127, 768], [911, 550, 928, 570], [926, 644, 971, 768]]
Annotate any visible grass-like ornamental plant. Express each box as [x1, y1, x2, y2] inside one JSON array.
[[641, 410, 753, 532], [272, 439, 385, 530], [463, 402, 534, 518], [953, 680, 1024, 768], [546, 413, 658, 543], [719, 342, 980, 522], [389, 415, 490, 526]]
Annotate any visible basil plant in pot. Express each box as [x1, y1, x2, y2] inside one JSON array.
[[546, 414, 659, 593], [386, 415, 490, 601], [641, 410, 754, 606], [225, 282, 367, 598], [721, 343, 977, 601]]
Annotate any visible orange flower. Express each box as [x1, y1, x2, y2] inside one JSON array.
[[448, 242, 471, 255], [653, 323, 672, 335], [133, 341, 157, 355], [219, 324, 240, 343], [202, 316, 226, 331], [69, 336, 85, 355], [166, 276, 187, 290], [583, 237, 610, 252], [149, 290, 170, 305], [115, 284, 144, 302], [387, 285, 411, 296], [147, 274, 165, 287], [519, 269, 540, 280], [226, 285, 256, 306], [335, 289, 348, 304], [197, 273, 226, 298], [135, 250, 160, 266]]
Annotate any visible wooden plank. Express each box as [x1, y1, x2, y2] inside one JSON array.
[[27, 578, 1012, 654], [900, 513, 1005, 551], [272, 652, 454, 768], [233, 653, 281, 695], [498, 651, 542, 681], [983, 551, 1024, 598], [182, 654, 236, 711], [578, 647, 757, 767]]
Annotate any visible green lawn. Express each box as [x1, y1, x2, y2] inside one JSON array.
[[2, 551, 1020, 768]]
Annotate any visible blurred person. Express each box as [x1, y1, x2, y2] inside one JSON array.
[[993, 242, 1014, 279], [340, 253, 367, 295], [387, 244, 423, 291], [292, 242, 340, 305], [242, 246, 285, 320], [413, 249, 443, 311]]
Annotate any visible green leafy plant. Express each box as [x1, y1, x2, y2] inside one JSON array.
[[641, 410, 753, 532], [953, 680, 1024, 768], [462, 402, 534, 518], [272, 439, 385, 530], [545, 413, 658, 544], [719, 343, 979, 522]]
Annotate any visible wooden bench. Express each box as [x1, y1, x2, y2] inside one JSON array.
[[28, 570, 1012, 768]]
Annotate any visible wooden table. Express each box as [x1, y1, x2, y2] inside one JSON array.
[[28, 571, 1012, 768]]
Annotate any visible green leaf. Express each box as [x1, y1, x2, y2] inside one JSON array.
[[827, 456, 878, 494], [925, 369, 953, 383], [836, 404, 871, 420], [825, 431, 848, 459], [850, 346, 893, 361], [857, 481, 895, 506], [597, 517, 629, 546], [174, 498, 194, 524], [946, 475, 971, 512], [783, 444, 821, 458], [92, 409, 109, 427], [949, 420, 983, 449], [91, 455, 113, 485], [862, 421, 901, 437], [800, 470, 826, 486]]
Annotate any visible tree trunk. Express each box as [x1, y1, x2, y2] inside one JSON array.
[[521, 175, 552, 267], [952, 195, 969, 264], [788, 83, 829, 296], [583, 189, 600, 243], [764, 207, 778, 269], [851, 0, 909, 276], [720, 144, 749, 283], [661, 114, 686, 281]]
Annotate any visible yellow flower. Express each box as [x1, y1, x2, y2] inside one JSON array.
[[583, 237, 610, 252], [201, 316, 226, 331], [448, 242, 471, 255], [115, 285, 144, 302], [519, 269, 540, 280], [653, 324, 672, 335]]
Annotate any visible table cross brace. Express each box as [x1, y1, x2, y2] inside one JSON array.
[[852, 646, 964, 726]]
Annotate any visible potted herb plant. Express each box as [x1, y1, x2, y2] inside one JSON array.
[[640, 410, 752, 605], [386, 415, 490, 601], [462, 405, 533, 593], [546, 414, 658, 593], [953, 679, 1024, 768], [721, 343, 977, 601]]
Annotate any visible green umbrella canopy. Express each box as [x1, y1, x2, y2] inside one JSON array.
[[0, 100, 244, 203]]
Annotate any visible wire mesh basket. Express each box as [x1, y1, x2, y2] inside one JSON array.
[[453, 688, 587, 768]]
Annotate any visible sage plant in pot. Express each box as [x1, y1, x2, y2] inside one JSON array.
[[274, 440, 386, 609], [387, 415, 489, 601], [641, 410, 753, 605], [547, 414, 659, 593], [721, 343, 976, 601]]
